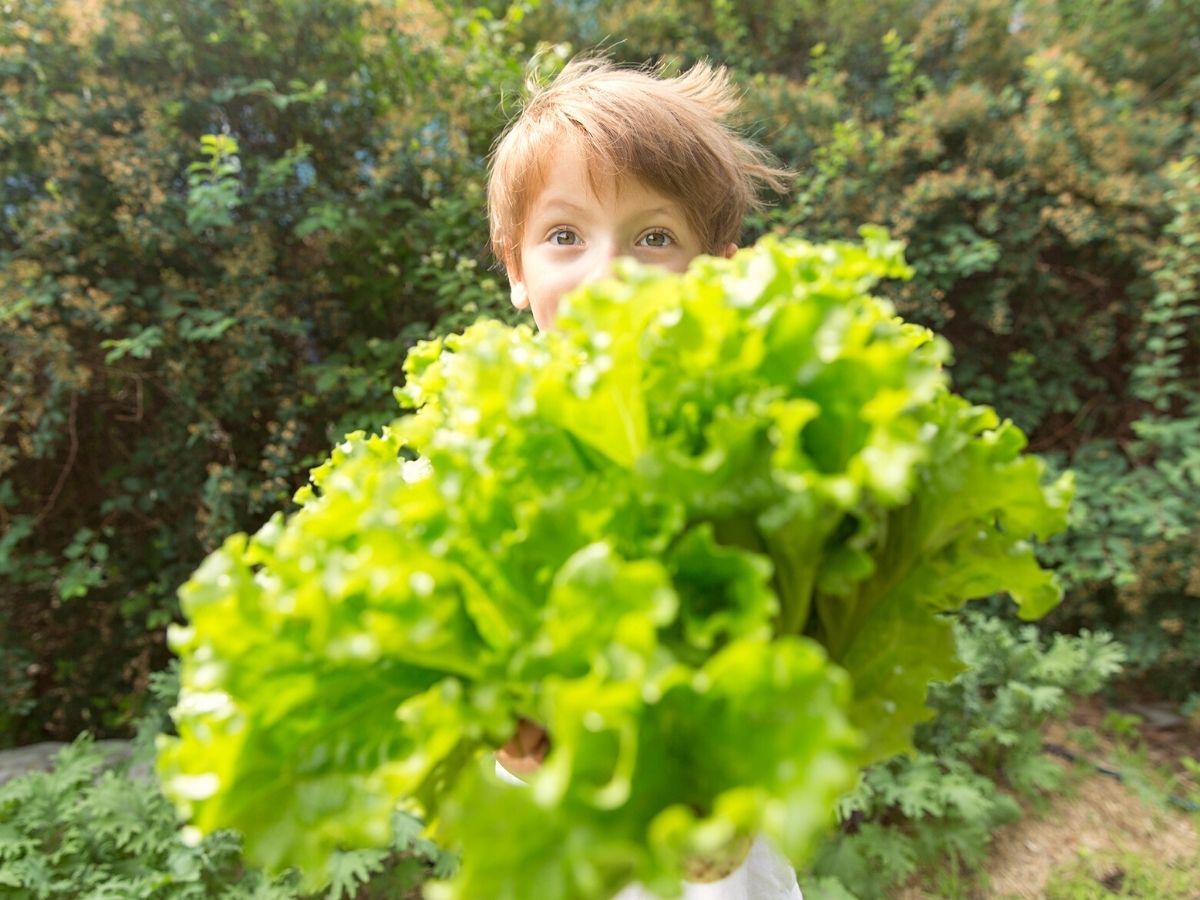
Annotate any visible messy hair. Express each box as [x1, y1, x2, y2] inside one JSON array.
[[487, 56, 791, 275]]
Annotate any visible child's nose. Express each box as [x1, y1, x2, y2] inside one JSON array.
[[582, 243, 622, 284]]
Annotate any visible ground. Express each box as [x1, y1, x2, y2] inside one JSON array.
[[902, 697, 1200, 899]]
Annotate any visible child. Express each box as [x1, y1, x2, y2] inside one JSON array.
[[488, 55, 789, 330], [486, 56, 801, 899]]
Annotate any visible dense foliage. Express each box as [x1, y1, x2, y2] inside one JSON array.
[[0, 741, 453, 899], [1, 0, 1196, 768], [0, 665, 457, 898], [1, 0, 526, 743], [158, 236, 1070, 896]]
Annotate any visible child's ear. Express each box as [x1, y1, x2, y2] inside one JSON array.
[[722, 243, 738, 259], [505, 258, 530, 310], [509, 278, 529, 310]]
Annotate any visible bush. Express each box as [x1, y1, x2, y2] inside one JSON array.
[[0, 0, 528, 744], [0, 733, 456, 899], [2, 0, 1196, 743], [1040, 158, 1200, 698], [0, 668, 456, 897]]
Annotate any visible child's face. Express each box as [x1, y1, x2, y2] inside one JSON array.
[[508, 151, 733, 330]]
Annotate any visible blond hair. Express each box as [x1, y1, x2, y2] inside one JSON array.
[[488, 56, 791, 275]]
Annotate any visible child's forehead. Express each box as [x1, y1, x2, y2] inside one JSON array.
[[534, 154, 652, 204], [521, 128, 663, 209]]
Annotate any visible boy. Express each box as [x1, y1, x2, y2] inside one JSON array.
[[486, 56, 800, 899], [488, 56, 788, 330]]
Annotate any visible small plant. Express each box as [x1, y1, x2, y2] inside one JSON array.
[[1181, 756, 1200, 781], [0, 733, 299, 898], [186, 135, 243, 233], [1100, 710, 1142, 742], [1180, 756, 1200, 809], [0, 700, 455, 898]]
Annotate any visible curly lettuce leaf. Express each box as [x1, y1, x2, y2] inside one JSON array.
[[429, 638, 859, 900]]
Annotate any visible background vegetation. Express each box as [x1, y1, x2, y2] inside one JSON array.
[[1, 0, 1197, 895]]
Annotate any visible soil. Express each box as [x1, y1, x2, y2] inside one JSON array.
[[981, 764, 1197, 898], [898, 697, 1200, 899]]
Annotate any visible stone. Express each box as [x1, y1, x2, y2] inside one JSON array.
[[0, 739, 136, 787]]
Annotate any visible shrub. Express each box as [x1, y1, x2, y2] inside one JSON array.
[[3, 0, 1196, 745], [0, 0, 527, 744], [0, 734, 454, 899], [0, 666, 455, 898]]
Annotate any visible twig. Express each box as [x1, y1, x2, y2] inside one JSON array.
[[34, 391, 79, 526], [1043, 741, 1200, 813], [1042, 741, 1123, 780], [114, 374, 144, 423], [1026, 393, 1104, 452], [149, 370, 237, 468]]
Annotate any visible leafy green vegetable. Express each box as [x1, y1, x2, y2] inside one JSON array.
[[158, 230, 1072, 897]]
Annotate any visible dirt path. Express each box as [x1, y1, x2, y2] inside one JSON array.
[[981, 763, 1197, 898], [899, 698, 1200, 898]]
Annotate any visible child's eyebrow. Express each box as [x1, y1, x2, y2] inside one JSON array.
[[535, 198, 683, 220], [535, 197, 590, 215]]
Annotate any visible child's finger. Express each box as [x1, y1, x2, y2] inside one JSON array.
[[497, 719, 550, 774]]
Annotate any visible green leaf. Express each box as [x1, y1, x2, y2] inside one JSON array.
[[431, 638, 858, 899], [325, 847, 389, 900]]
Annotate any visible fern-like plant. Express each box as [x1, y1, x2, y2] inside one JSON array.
[[805, 612, 1125, 898]]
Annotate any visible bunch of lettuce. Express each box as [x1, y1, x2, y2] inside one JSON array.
[[158, 230, 1071, 898]]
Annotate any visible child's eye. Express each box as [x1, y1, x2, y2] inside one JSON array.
[[638, 230, 674, 248], [550, 229, 580, 246]]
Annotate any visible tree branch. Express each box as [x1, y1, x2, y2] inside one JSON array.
[[34, 391, 80, 526]]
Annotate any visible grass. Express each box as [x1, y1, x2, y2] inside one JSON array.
[[1024, 714, 1200, 900], [1043, 848, 1200, 899]]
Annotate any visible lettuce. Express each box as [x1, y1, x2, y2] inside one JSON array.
[[158, 230, 1072, 897]]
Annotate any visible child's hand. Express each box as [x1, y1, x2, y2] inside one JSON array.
[[496, 718, 549, 775]]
